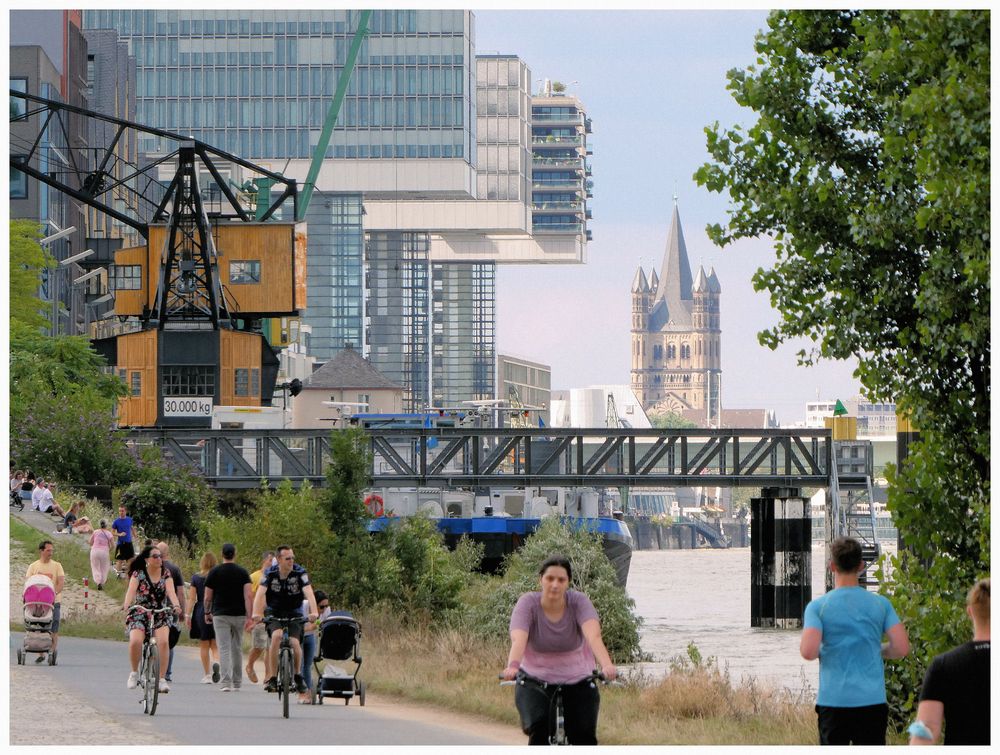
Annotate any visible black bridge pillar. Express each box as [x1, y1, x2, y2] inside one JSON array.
[[751, 487, 811, 628]]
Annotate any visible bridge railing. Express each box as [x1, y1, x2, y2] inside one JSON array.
[[125, 427, 832, 489]]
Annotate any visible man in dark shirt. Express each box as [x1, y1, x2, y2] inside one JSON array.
[[251, 544, 318, 694], [111, 506, 135, 576], [156, 541, 186, 682], [910, 578, 990, 745], [204, 543, 253, 691]]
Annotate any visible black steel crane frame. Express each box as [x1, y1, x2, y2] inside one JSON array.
[[9, 90, 297, 241]]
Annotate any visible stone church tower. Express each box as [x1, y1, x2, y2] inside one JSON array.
[[631, 200, 721, 425]]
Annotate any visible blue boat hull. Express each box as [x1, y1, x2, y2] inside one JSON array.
[[368, 516, 633, 586]]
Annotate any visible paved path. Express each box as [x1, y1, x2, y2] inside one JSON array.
[[9, 633, 520, 745]]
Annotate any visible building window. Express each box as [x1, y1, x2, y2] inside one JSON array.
[[10, 78, 28, 121], [235, 368, 259, 397], [229, 260, 260, 284], [161, 366, 215, 396], [131, 371, 142, 397], [10, 156, 27, 199], [111, 265, 142, 291]]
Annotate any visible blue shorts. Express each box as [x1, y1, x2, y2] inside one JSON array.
[[51, 603, 61, 633]]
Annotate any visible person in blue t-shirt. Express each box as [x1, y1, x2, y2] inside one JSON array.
[[800, 536, 909, 745], [111, 505, 135, 577]]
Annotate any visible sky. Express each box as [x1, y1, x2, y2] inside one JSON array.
[[476, 10, 862, 425]]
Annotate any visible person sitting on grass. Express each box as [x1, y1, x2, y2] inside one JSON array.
[[62, 501, 93, 534]]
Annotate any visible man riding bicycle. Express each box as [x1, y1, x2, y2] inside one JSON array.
[[251, 545, 318, 694]]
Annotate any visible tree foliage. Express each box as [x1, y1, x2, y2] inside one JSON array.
[[9, 223, 128, 484], [9, 220, 53, 331], [649, 411, 698, 429], [120, 446, 217, 544], [695, 9, 989, 721]]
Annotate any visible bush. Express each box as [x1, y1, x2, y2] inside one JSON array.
[[120, 446, 216, 544], [197, 480, 337, 583], [460, 517, 645, 663]]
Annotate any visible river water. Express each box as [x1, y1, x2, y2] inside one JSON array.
[[624, 542, 894, 696]]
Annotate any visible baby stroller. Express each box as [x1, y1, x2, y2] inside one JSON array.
[[17, 574, 57, 665], [312, 611, 365, 706]]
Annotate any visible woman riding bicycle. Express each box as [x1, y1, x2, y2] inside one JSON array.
[[123, 544, 181, 693], [501, 554, 617, 745]]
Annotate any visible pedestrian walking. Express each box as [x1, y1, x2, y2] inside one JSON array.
[[909, 578, 990, 745], [187, 551, 220, 684], [111, 505, 135, 576], [156, 541, 186, 682], [800, 536, 910, 745], [88, 520, 115, 589], [26, 540, 65, 663], [204, 543, 253, 691]]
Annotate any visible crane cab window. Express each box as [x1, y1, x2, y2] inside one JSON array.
[[229, 260, 260, 284]]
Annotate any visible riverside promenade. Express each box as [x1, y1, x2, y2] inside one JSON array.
[[8, 508, 520, 746]]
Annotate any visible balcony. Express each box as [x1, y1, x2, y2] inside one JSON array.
[[532, 179, 584, 191], [531, 221, 585, 234], [532, 155, 583, 171], [531, 115, 583, 129], [532, 135, 583, 148], [531, 200, 584, 214]]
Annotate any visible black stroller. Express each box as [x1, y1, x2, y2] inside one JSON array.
[[311, 611, 365, 706]]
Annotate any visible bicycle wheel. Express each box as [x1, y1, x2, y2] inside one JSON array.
[[280, 647, 291, 719], [144, 643, 160, 716]]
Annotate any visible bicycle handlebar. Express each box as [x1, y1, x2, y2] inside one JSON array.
[[498, 670, 619, 688]]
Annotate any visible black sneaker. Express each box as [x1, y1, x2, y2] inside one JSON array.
[[294, 674, 307, 693], [264, 676, 278, 693], [212, 661, 221, 683]]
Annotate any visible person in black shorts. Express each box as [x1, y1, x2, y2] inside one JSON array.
[[909, 578, 990, 745], [112, 505, 135, 576], [251, 545, 318, 694]]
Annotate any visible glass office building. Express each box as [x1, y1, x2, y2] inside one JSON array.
[[82, 9, 475, 162]]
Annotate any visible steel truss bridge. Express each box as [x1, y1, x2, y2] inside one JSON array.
[[125, 427, 832, 490]]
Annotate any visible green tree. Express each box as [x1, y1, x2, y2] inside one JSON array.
[[649, 411, 698, 429], [695, 9, 989, 721], [120, 446, 217, 544], [9, 220, 53, 330]]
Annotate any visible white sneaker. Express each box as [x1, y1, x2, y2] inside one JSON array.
[[220, 686, 232, 692], [200, 674, 214, 684], [158, 679, 170, 693], [127, 671, 139, 689]]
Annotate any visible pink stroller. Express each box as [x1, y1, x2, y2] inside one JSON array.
[[17, 574, 57, 665]]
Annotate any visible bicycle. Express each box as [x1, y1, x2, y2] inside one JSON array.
[[500, 670, 617, 745], [130, 605, 174, 716], [268, 615, 307, 719]]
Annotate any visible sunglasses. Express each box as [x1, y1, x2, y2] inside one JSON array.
[[318, 603, 330, 609], [149, 553, 162, 559]]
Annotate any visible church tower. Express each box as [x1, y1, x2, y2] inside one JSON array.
[[630, 199, 722, 425]]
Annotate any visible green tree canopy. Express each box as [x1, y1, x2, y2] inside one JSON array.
[[695, 9, 989, 722], [9, 219, 53, 331]]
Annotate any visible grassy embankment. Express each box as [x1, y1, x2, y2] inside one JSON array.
[[11, 513, 830, 745]]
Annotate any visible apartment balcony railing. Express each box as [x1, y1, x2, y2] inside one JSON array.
[[531, 114, 584, 127], [532, 180, 584, 191], [531, 156, 583, 170], [531, 201, 584, 213], [532, 135, 583, 147]]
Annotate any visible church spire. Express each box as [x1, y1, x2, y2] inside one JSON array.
[[647, 200, 694, 330]]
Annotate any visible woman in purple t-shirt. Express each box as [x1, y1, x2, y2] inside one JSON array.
[[502, 554, 617, 745]]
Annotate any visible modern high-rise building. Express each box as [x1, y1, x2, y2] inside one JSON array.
[[80, 10, 594, 410], [631, 201, 722, 425], [531, 79, 592, 242]]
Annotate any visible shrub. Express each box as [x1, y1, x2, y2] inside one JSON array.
[[120, 446, 216, 544]]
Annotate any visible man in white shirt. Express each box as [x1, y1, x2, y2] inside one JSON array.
[[32, 480, 65, 517]]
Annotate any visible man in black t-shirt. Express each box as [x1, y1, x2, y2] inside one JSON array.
[[204, 543, 253, 691], [910, 578, 990, 745], [157, 541, 186, 682], [251, 544, 317, 694]]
